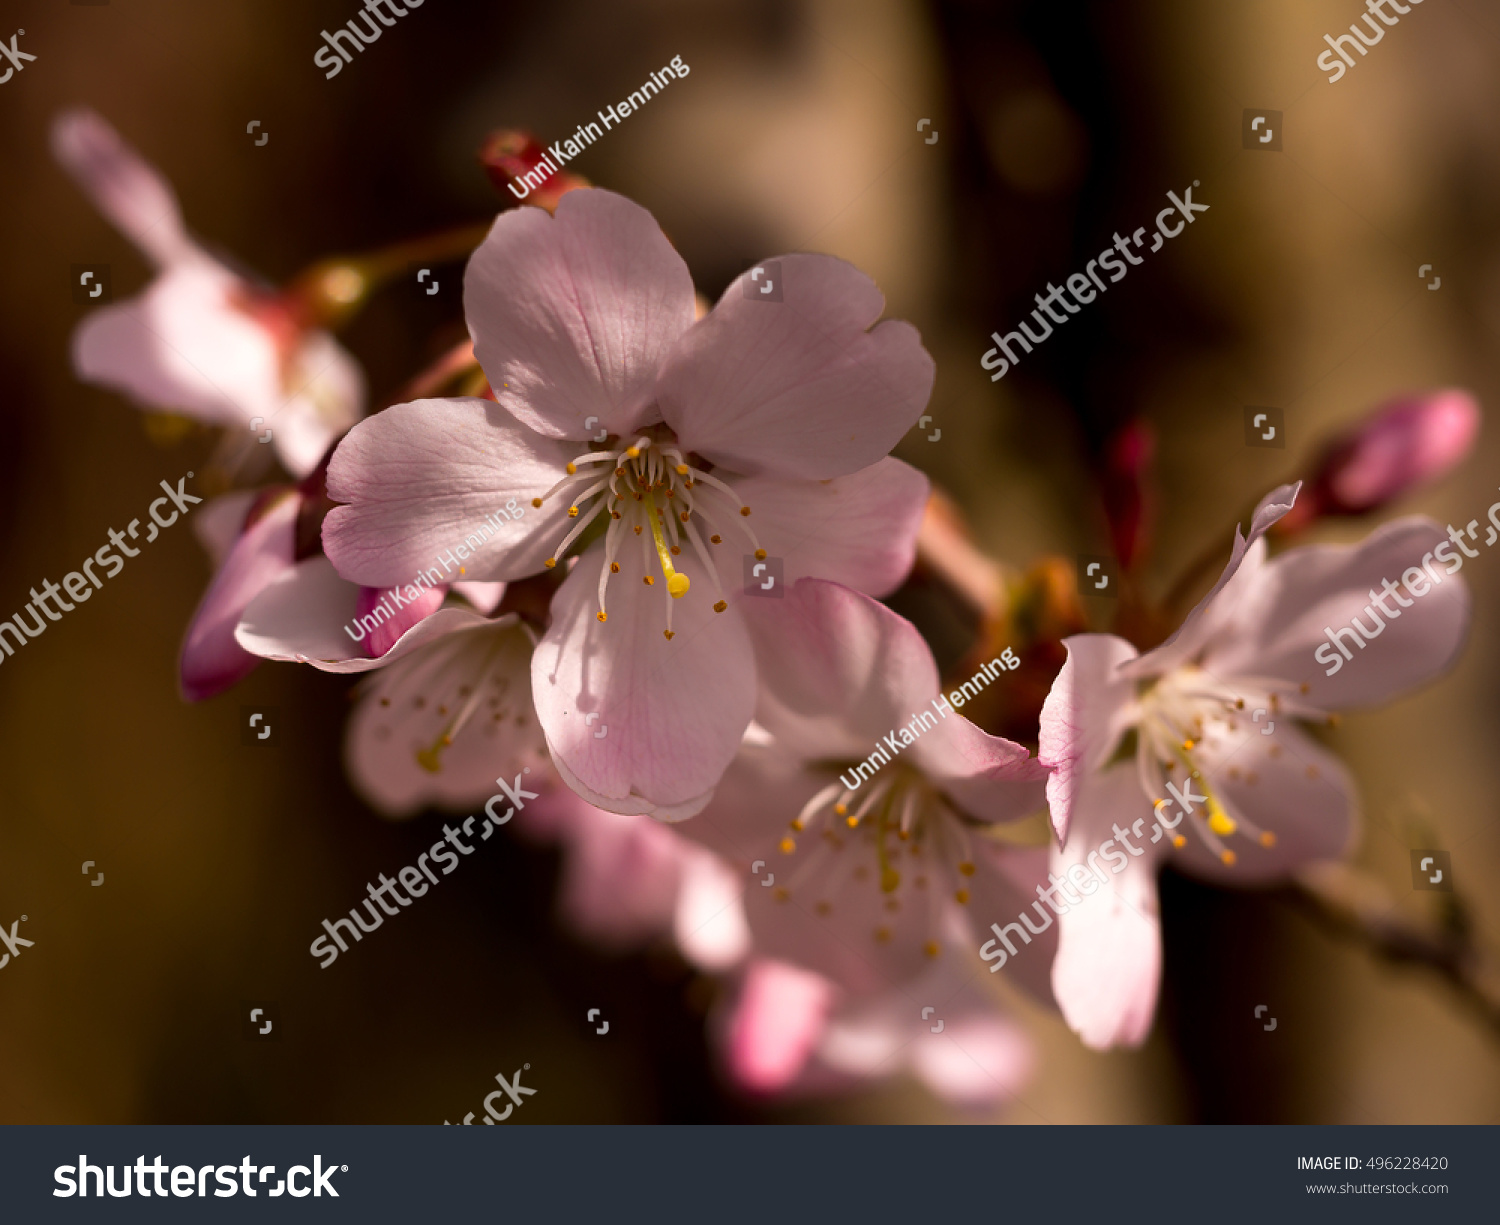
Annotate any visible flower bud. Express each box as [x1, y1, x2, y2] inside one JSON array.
[[1277, 390, 1480, 534], [479, 130, 588, 213]]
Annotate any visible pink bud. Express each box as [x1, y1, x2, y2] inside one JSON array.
[[1278, 390, 1480, 534]]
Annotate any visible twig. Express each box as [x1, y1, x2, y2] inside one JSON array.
[[1293, 862, 1500, 1039]]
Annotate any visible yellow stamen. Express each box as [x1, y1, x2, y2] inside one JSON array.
[[740, 506, 751, 517], [924, 941, 940, 958], [664, 630, 675, 640], [754, 548, 767, 560], [958, 861, 976, 876], [834, 803, 848, 816], [544, 558, 557, 569], [648, 506, 690, 597], [596, 611, 607, 622], [713, 600, 727, 613], [568, 506, 579, 518], [643, 576, 654, 586], [1207, 803, 1237, 838], [1259, 831, 1277, 848], [675, 464, 689, 475], [610, 563, 620, 573], [565, 462, 577, 474], [710, 535, 722, 544], [1220, 850, 1237, 866], [954, 889, 970, 904], [531, 498, 542, 508], [1182, 739, 1195, 751], [1172, 835, 1186, 848], [779, 837, 795, 854], [845, 815, 859, 828]]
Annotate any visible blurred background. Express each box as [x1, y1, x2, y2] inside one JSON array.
[[1, 0, 1498, 1123]]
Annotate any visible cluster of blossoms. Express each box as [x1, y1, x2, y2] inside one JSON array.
[[56, 111, 1478, 1103]]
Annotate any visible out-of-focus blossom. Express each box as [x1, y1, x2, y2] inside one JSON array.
[[513, 786, 729, 952], [1039, 483, 1471, 1048], [673, 579, 1053, 1095], [717, 951, 1033, 1104], [1276, 390, 1480, 535], [323, 188, 934, 820], [51, 109, 365, 478]]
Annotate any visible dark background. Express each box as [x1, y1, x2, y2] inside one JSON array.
[[1, 0, 1497, 1123]]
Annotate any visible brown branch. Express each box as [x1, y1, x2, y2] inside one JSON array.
[[1293, 862, 1500, 1039]]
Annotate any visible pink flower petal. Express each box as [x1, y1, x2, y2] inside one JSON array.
[[452, 581, 505, 614], [1049, 765, 1165, 1050], [1037, 634, 1140, 844], [547, 797, 690, 949], [725, 959, 837, 1095], [193, 491, 257, 571], [658, 255, 935, 480], [341, 615, 547, 816], [1173, 722, 1357, 884], [531, 547, 757, 816], [1201, 516, 1471, 710], [463, 188, 695, 441], [674, 848, 752, 970], [73, 264, 279, 428], [909, 1016, 1033, 1106], [548, 750, 718, 823], [51, 108, 201, 270], [179, 491, 300, 701], [811, 956, 1032, 1104], [236, 555, 490, 673], [966, 843, 1057, 1004], [744, 578, 941, 758], [682, 750, 949, 995], [323, 397, 575, 586], [265, 329, 367, 478], [714, 458, 929, 599], [909, 715, 1049, 825], [744, 578, 1046, 821], [1121, 482, 1300, 680]]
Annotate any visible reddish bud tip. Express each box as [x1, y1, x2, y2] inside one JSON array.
[[479, 130, 589, 213]]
